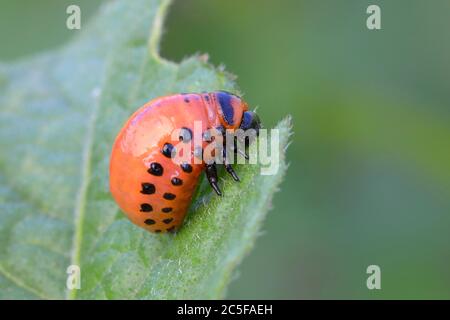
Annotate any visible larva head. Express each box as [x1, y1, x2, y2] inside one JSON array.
[[239, 110, 261, 136]]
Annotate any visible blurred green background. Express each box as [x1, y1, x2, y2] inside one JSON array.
[[1, 0, 449, 299]]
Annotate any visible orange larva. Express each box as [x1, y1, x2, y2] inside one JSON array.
[[109, 91, 261, 233]]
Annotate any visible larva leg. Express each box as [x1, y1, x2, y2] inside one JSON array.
[[206, 163, 222, 196], [223, 147, 240, 182]]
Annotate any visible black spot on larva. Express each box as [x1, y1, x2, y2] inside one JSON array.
[[184, 97, 190, 103], [167, 226, 176, 233], [162, 143, 175, 158], [171, 177, 183, 186], [203, 130, 213, 142], [140, 203, 153, 212], [148, 162, 163, 176], [140, 183, 155, 194], [162, 207, 173, 213], [204, 94, 210, 102], [179, 127, 192, 142], [216, 91, 235, 125], [144, 218, 155, 225], [163, 193, 176, 200], [163, 218, 173, 224], [181, 163, 192, 173], [194, 145, 203, 159], [155, 229, 162, 233]]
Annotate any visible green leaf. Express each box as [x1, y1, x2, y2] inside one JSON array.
[[0, 0, 290, 299]]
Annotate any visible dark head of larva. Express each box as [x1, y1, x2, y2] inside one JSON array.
[[239, 110, 261, 136]]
